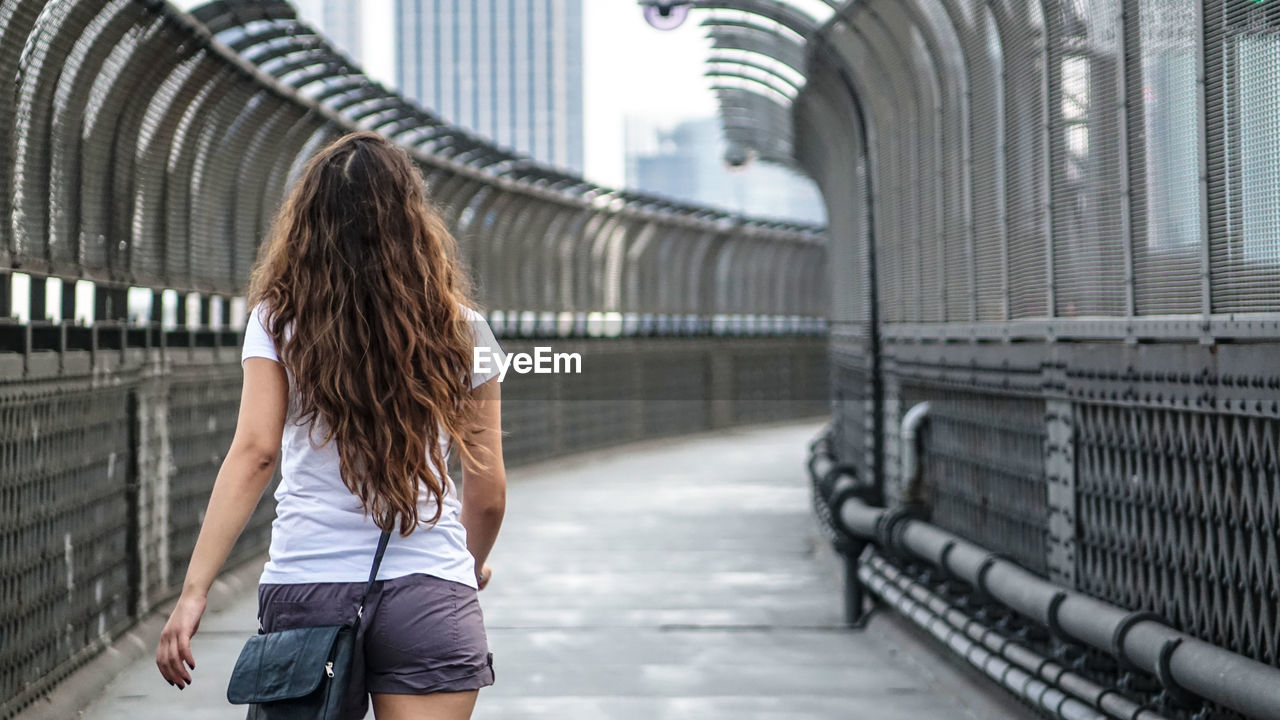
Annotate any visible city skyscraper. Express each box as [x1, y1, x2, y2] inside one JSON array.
[[394, 0, 585, 171], [626, 116, 826, 224], [292, 0, 365, 65]]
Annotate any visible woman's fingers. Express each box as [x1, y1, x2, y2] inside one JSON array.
[[167, 643, 187, 687], [156, 595, 206, 689], [174, 635, 193, 685], [178, 633, 196, 672], [156, 630, 194, 688], [154, 645, 168, 684], [157, 635, 173, 684], [157, 638, 178, 687]]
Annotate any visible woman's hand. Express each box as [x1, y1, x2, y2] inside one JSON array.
[[477, 563, 493, 590], [156, 593, 206, 689]]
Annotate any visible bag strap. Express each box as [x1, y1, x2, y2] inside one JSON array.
[[357, 530, 392, 619]]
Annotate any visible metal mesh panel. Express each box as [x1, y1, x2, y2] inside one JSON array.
[[165, 364, 251, 587], [997, 3, 1050, 319], [1130, 0, 1203, 315], [68, 1, 148, 280], [11, 0, 98, 270], [896, 63, 922, 326], [231, 99, 302, 285], [857, 20, 910, 325], [46, 1, 139, 277], [0, 0, 47, 264], [830, 349, 873, 486], [911, 2, 972, 325], [133, 370, 170, 615], [1076, 403, 1280, 665], [84, 13, 178, 284], [187, 82, 259, 290], [556, 347, 644, 452], [902, 383, 1049, 576], [488, 338, 826, 465], [729, 349, 797, 425], [638, 351, 711, 437], [1048, 0, 1128, 317], [165, 67, 238, 290], [972, 8, 1008, 322], [0, 379, 133, 718], [1205, 2, 1280, 313], [128, 52, 214, 287], [909, 25, 944, 324]]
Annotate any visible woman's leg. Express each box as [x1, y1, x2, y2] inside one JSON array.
[[371, 690, 479, 720]]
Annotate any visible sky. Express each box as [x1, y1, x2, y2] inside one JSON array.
[[580, 0, 717, 186]]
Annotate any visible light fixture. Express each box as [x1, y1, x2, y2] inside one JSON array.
[[639, 1, 693, 30]]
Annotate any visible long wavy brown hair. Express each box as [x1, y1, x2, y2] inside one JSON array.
[[246, 131, 481, 535]]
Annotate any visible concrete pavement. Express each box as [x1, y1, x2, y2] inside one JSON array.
[[80, 422, 1027, 720]]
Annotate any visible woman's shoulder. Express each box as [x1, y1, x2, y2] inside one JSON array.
[[457, 304, 486, 322], [248, 300, 273, 324]]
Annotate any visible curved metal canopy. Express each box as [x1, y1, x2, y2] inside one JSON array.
[[191, 0, 825, 238]]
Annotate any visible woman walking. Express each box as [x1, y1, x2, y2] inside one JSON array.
[[155, 131, 508, 720]]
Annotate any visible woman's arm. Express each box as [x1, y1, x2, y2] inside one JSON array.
[[459, 377, 506, 589], [156, 357, 288, 689]]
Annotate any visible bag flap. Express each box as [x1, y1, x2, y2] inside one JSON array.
[[226, 624, 344, 704]]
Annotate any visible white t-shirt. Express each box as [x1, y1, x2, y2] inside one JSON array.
[[241, 301, 505, 588]]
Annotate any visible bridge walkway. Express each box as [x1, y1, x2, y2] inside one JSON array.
[[79, 423, 1026, 720]]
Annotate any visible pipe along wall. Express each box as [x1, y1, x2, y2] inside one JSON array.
[[808, 430, 1280, 720]]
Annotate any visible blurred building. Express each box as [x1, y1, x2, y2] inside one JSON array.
[[626, 117, 825, 224], [292, 0, 365, 64], [394, 0, 585, 171]]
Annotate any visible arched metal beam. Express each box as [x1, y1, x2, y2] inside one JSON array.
[[190, 0, 297, 33], [716, 90, 793, 145], [225, 23, 315, 55], [707, 68, 795, 104], [707, 54, 804, 94], [689, 0, 820, 39], [708, 25, 807, 74]]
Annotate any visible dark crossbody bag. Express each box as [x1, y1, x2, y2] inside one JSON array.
[[227, 530, 392, 719]]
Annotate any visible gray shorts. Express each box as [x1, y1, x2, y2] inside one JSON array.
[[257, 573, 495, 719]]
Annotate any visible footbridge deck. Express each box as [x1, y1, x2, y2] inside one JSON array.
[[76, 423, 1026, 720]]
